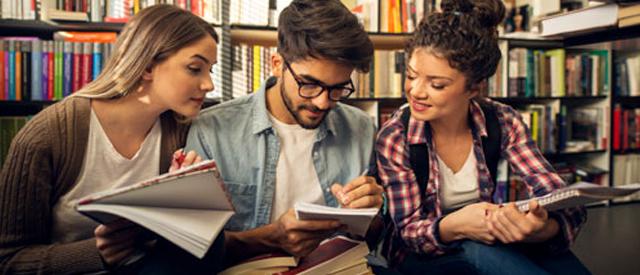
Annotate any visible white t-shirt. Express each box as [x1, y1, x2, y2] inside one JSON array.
[[51, 110, 162, 243], [269, 114, 325, 223], [437, 144, 481, 212]]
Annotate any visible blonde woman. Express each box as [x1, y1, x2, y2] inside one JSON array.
[[0, 5, 219, 274]]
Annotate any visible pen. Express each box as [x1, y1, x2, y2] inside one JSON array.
[[175, 150, 186, 167], [360, 168, 369, 177]]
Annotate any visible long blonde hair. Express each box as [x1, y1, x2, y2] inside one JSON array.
[[74, 4, 218, 99]]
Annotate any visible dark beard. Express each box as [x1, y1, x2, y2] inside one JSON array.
[[280, 84, 328, 129]]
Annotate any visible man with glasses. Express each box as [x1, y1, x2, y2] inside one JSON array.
[[185, 0, 383, 265]]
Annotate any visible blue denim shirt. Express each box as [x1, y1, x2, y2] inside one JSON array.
[[185, 77, 377, 231]]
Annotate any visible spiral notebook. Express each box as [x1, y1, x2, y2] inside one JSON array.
[[515, 182, 640, 212]]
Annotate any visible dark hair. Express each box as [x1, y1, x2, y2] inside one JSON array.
[[406, 0, 505, 89], [277, 0, 373, 73]]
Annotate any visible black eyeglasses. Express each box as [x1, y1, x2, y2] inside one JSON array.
[[284, 60, 355, 101]]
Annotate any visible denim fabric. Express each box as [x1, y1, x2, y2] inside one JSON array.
[[185, 77, 377, 231]]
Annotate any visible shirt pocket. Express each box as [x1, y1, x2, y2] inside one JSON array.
[[223, 181, 258, 231]]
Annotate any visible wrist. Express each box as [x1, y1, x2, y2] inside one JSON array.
[[439, 212, 464, 243]]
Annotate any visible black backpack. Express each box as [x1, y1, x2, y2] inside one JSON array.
[[399, 102, 502, 214]]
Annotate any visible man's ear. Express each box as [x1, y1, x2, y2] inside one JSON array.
[[271, 52, 284, 78]]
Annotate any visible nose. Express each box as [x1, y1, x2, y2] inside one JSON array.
[[201, 75, 214, 92], [408, 79, 428, 99], [311, 89, 332, 110]]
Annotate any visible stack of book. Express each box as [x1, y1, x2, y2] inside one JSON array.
[[220, 235, 372, 275]]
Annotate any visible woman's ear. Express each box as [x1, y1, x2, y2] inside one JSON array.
[[142, 65, 154, 81], [467, 80, 485, 99]]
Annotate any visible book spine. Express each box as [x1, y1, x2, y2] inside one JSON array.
[[31, 40, 42, 101], [9, 41, 16, 101], [81, 42, 92, 88], [22, 41, 31, 101], [47, 41, 54, 100], [92, 42, 101, 80], [15, 41, 21, 101], [41, 41, 49, 101], [63, 41, 72, 97], [54, 41, 63, 100], [0, 40, 4, 101], [73, 42, 82, 93]]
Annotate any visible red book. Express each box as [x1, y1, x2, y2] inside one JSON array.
[[278, 236, 369, 275], [623, 110, 630, 150], [47, 49, 54, 100], [81, 43, 92, 89], [219, 253, 297, 275], [613, 105, 621, 150], [72, 42, 82, 93]]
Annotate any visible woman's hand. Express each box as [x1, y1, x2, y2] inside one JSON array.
[[169, 149, 202, 172], [439, 202, 499, 245], [486, 200, 559, 244], [95, 219, 143, 267]]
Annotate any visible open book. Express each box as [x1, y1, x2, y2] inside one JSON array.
[[75, 160, 234, 259], [218, 253, 298, 275], [516, 182, 640, 212], [294, 202, 378, 237]]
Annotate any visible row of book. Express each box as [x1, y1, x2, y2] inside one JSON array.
[[231, 44, 275, 99], [494, 48, 610, 98], [613, 105, 640, 152], [230, 44, 406, 100], [0, 38, 115, 101], [230, 0, 434, 33], [0, 116, 29, 166], [517, 103, 608, 154], [614, 54, 640, 97], [351, 50, 405, 99], [613, 154, 640, 202], [0, 0, 221, 24]]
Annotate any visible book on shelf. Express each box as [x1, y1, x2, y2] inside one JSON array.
[[75, 159, 235, 259], [294, 202, 378, 237], [539, 3, 619, 37], [613, 154, 640, 202], [618, 3, 640, 27], [219, 253, 298, 275], [515, 182, 640, 212]]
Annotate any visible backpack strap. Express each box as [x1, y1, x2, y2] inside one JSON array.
[[401, 102, 502, 208], [400, 108, 429, 216]]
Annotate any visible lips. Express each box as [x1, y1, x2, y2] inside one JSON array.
[[191, 97, 204, 104], [411, 100, 431, 112]]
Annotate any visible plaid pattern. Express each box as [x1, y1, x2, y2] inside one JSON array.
[[375, 98, 587, 261]]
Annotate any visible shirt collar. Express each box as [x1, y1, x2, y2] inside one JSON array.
[[407, 99, 488, 145]]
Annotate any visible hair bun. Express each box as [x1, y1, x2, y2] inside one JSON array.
[[441, 0, 505, 29]]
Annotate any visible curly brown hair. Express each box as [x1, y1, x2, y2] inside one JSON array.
[[406, 0, 505, 89], [277, 0, 373, 73]]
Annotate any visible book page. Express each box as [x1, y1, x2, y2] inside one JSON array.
[[294, 202, 378, 237], [77, 204, 233, 259]]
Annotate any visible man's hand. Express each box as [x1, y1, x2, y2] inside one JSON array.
[[440, 202, 498, 245], [331, 176, 383, 209], [270, 209, 342, 257], [95, 219, 143, 267], [486, 200, 559, 244]]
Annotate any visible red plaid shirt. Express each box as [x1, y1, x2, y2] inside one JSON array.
[[376, 98, 586, 260]]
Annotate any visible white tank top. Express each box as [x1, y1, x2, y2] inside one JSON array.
[[437, 143, 481, 212]]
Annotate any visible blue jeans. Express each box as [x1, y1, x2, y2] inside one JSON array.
[[124, 233, 226, 275], [398, 241, 591, 275]]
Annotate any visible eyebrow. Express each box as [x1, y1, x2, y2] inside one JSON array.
[[406, 64, 454, 82], [192, 54, 216, 65], [297, 73, 352, 87]]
